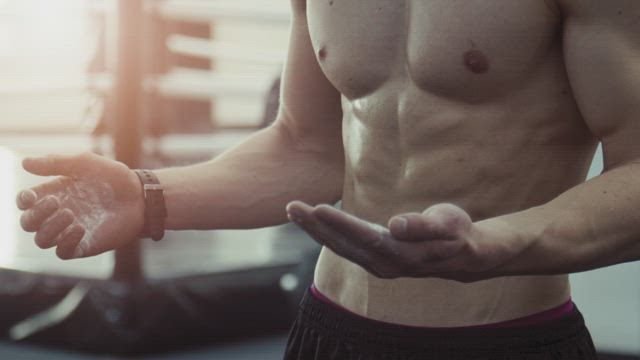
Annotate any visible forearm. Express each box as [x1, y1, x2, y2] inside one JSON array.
[[478, 160, 640, 276], [154, 124, 344, 230]]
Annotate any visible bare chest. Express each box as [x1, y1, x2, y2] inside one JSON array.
[[306, 0, 561, 101]]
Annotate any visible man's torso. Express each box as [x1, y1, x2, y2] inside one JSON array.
[[307, 0, 598, 326]]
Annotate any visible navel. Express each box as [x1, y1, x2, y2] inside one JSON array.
[[463, 49, 490, 74]]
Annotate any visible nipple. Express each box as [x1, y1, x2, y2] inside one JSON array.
[[463, 49, 490, 74], [318, 46, 327, 61]]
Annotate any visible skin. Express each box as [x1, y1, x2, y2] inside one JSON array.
[[17, 0, 640, 327], [17, 154, 144, 259]]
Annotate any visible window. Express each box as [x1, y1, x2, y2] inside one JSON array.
[[0, 0, 94, 133]]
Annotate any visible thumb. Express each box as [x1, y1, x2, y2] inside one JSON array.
[[22, 153, 91, 177], [421, 203, 472, 239], [389, 204, 471, 241]]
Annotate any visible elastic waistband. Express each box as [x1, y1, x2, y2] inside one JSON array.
[[298, 289, 589, 353], [309, 284, 574, 329]]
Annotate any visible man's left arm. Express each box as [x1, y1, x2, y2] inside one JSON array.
[[479, 0, 640, 276]]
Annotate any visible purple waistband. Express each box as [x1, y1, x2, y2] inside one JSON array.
[[310, 284, 574, 329]]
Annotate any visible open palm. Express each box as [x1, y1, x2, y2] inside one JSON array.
[[17, 153, 144, 259]]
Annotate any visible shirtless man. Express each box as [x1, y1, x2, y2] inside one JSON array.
[[16, 0, 640, 358]]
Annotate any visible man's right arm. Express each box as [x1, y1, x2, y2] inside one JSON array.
[[150, 0, 344, 230], [16, 0, 344, 259]]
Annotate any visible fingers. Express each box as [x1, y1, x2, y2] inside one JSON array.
[[287, 203, 378, 266], [286, 202, 336, 249], [389, 203, 472, 241], [313, 205, 399, 258], [288, 202, 387, 255], [22, 153, 92, 177], [287, 202, 395, 277], [286, 200, 314, 223], [313, 204, 387, 243], [15, 189, 37, 210], [55, 224, 86, 260], [34, 209, 75, 249], [16, 177, 72, 211], [20, 196, 60, 232], [29, 177, 73, 198], [389, 213, 457, 240]]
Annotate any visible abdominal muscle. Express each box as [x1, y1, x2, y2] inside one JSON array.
[[312, 142, 576, 327], [310, 89, 587, 327], [314, 248, 571, 327]]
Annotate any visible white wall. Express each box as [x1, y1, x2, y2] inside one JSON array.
[[212, 7, 289, 127], [0, 0, 93, 132]]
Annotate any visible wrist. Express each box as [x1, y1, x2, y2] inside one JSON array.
[[133, 169, 167, 240], [128, 168, 146, 236], [473, 208, 546, 276]]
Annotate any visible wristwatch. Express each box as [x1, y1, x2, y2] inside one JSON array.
[[134, 169, 167, 241]]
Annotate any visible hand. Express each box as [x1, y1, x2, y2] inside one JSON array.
[[286, 201, 511, 282], [16, 152, 145, 260]]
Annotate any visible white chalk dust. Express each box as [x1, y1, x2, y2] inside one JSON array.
[[55, 179, 116, 256]]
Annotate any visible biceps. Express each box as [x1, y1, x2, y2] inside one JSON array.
[[563, 19, 640, 167], [276, 7, 343, 154]]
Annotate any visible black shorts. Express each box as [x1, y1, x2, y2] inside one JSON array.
[[284, 290, 598, 360]]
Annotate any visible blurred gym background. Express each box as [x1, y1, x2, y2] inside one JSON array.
[[0, 0, 637, 358]]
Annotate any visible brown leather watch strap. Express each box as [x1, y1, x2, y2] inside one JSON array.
[[134, 169, 167, 241]]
